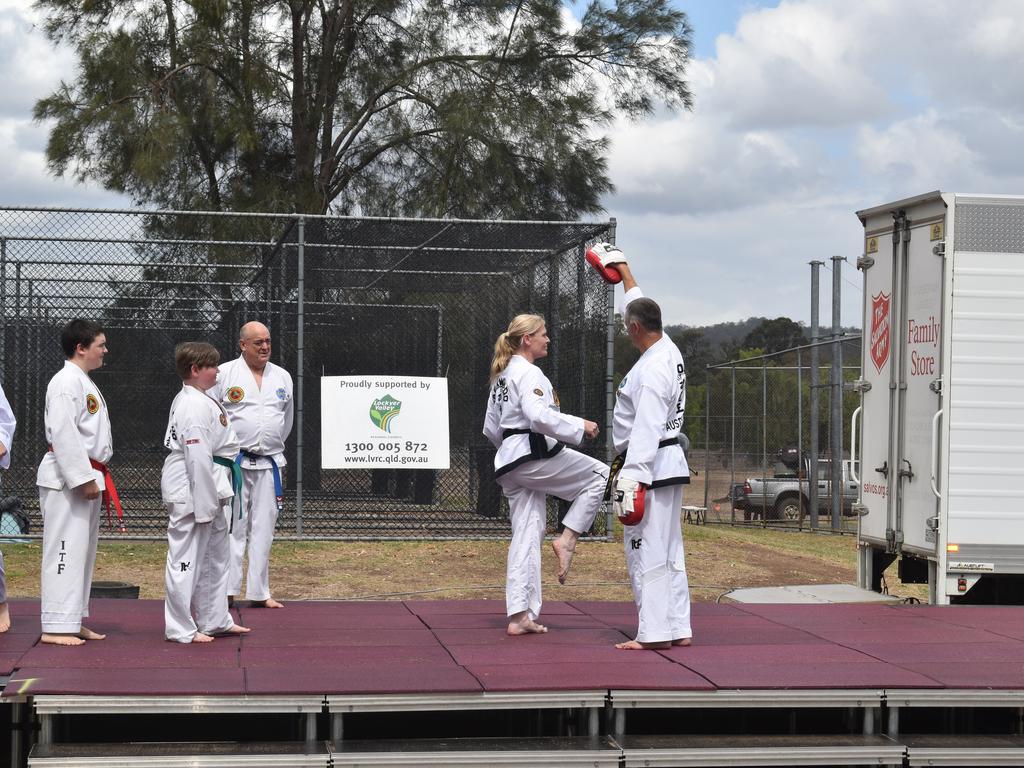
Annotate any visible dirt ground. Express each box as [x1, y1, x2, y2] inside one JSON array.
[[0, 523, 915, 605]]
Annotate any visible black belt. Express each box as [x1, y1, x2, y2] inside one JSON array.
[[495, 428, 564, 478], [604, 438, 689, 499]]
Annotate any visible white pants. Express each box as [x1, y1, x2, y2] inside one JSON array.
[[623, 483, 691, 643], [164, 501, 234, 642], [498, 448, 608, 620], [227, 468, 279, 601], [39, 486, 100, 633]]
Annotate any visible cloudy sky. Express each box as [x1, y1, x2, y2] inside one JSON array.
[[3, 1, 1024, 328]]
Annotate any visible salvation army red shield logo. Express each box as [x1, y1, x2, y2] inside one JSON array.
[[870, 292, 891, 373]]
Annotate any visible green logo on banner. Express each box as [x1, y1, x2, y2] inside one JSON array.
[[370, 394, 402, 433]]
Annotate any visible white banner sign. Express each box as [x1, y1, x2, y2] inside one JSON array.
[[321, 376, 450, 469]]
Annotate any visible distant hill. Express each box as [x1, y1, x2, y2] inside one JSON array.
[[666, 317, 768, 361], [615, 316, 860, 386], [665, 318, 860, 365]]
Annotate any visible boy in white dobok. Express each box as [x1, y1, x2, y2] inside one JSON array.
[[483, 315, 607, 635], [37, 319, 114, 646], [0, 381, 15, 633], [588, 244, 692, 651], [162, 342, 250, 643], [210, 322, 293, 609]]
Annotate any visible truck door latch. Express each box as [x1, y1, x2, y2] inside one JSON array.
[[899, 459, 914, 481], [875, 461, 889, 478]]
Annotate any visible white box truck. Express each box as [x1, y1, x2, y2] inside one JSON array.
[[854, 191, 1024, 604]]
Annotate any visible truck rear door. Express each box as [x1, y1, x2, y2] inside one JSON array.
[[856, 193, 945, 559], [895, 200, 946, 557]]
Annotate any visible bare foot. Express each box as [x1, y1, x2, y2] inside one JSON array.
[[190, 632, 215, 643], [0, 602, 10, 633], [551, 538, 576, 585], [41, 633, 86, 647], [507, 613, 548, 635], [224, 624, 251, 634], [78, 626, 106, 641], [672, 637, 692, 646], [251, 598, 284, 608], [615, 639, 671, 650]]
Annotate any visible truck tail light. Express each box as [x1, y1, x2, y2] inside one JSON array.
[[947, 544, 959, 553], [957, 577, 967, 592]]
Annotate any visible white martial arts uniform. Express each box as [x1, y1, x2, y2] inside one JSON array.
[[161, 385, 240, 642], [36, 361, 112, 634], [0, 382, 15, 604], [615, 286, 691, 644], [483, 354, 607, 620], [209, 357, 293, 601]]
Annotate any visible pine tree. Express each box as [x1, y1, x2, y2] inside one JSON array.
[[35, 0, 693, 217]]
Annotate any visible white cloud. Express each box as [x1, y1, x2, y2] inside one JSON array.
[[0, 2, 128, 207], [857, 111, 976, 193], [0, 6, 76, 119], [602, 0, 1024, 328], [611, 200, 864, 328], [708, 1, 889, 130]]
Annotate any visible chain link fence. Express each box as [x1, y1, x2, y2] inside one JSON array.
[[0, 208, 614, 539], [695, 337, 863, 532]]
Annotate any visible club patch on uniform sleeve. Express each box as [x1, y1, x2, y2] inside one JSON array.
[[219, 414, 228, 427], [185, 439, 201, 445], [533, 388, 544, 396], [85, 394, 100, 414]]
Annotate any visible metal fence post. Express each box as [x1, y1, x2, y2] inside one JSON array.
[[809, 260, 823, 529], [296, 216, 305, 535], [576, 244, 587, 417], [831, 254, 844, 531], [797, 348, 803, 530], [605, 220, 617, 536], [762, 356, 768, 468], [0, 238, 6, 380], [703, 377, 710, 512], [761, 357, 768, 527], [730, 364, 736, 525]]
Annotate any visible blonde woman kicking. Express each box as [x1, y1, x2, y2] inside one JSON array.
[[483, 315, 607, 635]]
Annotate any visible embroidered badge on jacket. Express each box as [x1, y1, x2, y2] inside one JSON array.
[[226, 386, 245, 403], [86, 394, 100, 414]]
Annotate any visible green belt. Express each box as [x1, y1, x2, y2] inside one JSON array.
[[213, 456, 244, 527]]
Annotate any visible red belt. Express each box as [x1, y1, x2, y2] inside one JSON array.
[[48, 447, 124, 529]]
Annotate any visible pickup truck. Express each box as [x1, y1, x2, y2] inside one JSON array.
[[741, 459, 859, 521]]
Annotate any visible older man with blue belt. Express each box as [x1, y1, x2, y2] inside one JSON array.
[[211, 321, 294, 608]]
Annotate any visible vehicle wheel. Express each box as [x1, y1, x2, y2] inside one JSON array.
[[774, 497, 802, 521]]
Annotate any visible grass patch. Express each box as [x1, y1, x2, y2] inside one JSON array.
[[0, 523, 896, 603]]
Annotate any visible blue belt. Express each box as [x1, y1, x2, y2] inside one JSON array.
[[236, 450, 284, 512]]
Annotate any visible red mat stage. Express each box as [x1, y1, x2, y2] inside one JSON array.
[[3, 598, 1024, 697], [10, 599, 1024, 766]]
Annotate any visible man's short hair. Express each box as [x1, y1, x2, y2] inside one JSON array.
[[174, 342, 221, 380], [61, 319, 105, 358], [624, 298, 663, 333]]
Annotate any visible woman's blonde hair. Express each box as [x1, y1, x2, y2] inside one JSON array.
[[489, 314, 545, 382]]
